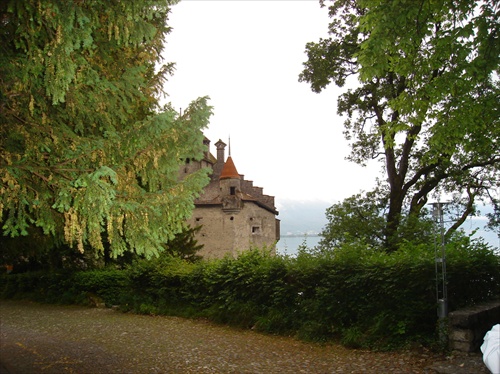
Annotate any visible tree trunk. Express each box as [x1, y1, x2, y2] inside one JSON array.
[[385, 188, 405, 252]]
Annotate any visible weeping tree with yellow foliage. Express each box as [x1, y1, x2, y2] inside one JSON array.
[[0, 0, 211, 261]]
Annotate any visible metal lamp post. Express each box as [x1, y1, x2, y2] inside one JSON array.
[[432, 202, 448, 320], [432, 202, 449, 345]]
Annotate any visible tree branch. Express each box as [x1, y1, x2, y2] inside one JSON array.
[[445, 186, 478, 238]]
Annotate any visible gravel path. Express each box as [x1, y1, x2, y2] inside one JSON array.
[[0, 300, 488, 373]]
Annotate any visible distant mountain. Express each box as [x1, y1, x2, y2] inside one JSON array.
[[276, 198, 332, 237]]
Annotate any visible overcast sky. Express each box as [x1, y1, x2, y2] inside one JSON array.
[[160, 1, 498, 250], [163, 0, 381, 206]]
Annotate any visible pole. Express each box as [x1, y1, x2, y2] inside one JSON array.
[[432, 202, 448, 346]]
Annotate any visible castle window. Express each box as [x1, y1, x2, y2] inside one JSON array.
[[252, 226, 261, 234], [230, 216, 234, 221], [230, 186, 236, 195], [195, 217, 203, 222]]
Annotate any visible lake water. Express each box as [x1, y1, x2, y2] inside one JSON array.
[[276, 232, 499, 256], [276, 236, 322, 256]]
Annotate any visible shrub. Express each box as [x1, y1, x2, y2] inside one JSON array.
[[1, 243, 498, 350], [72, 269, 129, 306]]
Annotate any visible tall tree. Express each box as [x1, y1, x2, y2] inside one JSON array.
[[163, 225, 204, 263], [300, 0, 499, 250], [319, 189, 387, 249], [1, 0, 212, 258]]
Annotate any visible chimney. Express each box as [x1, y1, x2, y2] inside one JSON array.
[[213, 139, 227, 178]]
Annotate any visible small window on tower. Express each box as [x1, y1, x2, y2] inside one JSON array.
[[252, 226, 261, 234], [230, 186, 236, 195]]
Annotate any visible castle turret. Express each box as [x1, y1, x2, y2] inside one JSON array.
[[183, 135, 279, 259], [220, 156, 242, 212]]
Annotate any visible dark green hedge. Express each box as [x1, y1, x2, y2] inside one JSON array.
[[2, 241, 499, 350], [0, 269, 129, 306]]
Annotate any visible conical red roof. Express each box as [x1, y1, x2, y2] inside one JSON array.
[[220, 156, 240, 180]]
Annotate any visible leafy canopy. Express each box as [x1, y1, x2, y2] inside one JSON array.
[[1, 0, 212, 258], [300, 0, 499, 250]]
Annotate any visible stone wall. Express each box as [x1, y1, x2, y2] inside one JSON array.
[[187, 202, 278, 259], [448, 300, 500, 352]]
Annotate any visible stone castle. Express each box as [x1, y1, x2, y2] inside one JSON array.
[[180, 137, 280, 258]]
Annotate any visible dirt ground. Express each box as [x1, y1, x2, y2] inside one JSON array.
[[0, 300, 488, 373]]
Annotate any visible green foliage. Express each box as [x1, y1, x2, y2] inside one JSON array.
[[319, 190, 387, 249], [72, 270, 129, 306], [0, 269, 129, 305], [192, 249, 295, 329], [300, 0, 499, 251], [3, 243, 499, 350], [444, 237, 500, 309], [319, 190, 437, 252], [485, 201, 500, 237], [162, 225, 204, 262], [0, 0, 212, 259], [0, 271, 75, 303]]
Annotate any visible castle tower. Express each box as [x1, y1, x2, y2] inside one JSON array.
[[219, 156, 242, 212]]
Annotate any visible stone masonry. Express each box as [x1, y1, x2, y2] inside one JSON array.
[[448, 300, 500, 352]]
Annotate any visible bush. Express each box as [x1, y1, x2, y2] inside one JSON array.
[[72, 269, 129, 306], [1, 243, 498, 350], [0, 271, 74, 303]]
